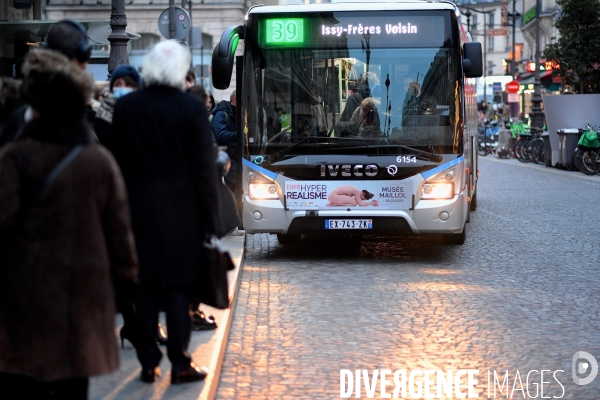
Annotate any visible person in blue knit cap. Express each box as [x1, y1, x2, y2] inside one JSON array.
[[94, 64, 143, 148]]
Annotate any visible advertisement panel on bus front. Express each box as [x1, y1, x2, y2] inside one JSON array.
[[284, 181, 413, 210]]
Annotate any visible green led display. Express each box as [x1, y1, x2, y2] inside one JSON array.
[[265, 18, 305, 45]]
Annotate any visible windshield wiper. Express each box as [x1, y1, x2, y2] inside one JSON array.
[[326, 144, 443, 162], [267, 136, 366, 163]]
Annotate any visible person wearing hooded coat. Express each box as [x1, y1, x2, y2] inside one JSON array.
[[0, 48, 138, 399], [94, 64, 143, 149]]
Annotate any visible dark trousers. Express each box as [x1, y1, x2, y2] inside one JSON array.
[[135, 285, 193, 371], [0, 372, 88, 400]]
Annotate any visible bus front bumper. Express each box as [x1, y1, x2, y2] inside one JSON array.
[[242, 191, 467, 235]]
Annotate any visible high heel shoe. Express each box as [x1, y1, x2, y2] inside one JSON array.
[[157, 323, 168, 346], [120, 326, 136, 349]]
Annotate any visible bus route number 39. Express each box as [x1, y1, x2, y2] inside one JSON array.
[[269, 20, 302, 42], [397, 155, 417, 163]]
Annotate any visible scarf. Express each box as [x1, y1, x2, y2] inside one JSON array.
[[96, 88, 116, 125]]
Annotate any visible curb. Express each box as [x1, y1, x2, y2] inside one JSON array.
[[199, 234, 246, 400]]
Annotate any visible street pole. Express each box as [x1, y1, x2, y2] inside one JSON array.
[[464, 7, 493, 104], [530, 0, 544, 129], [188, 0, 194, 69], [169, 0, 176, 40], [483, 8, 487, 105], [464, 9, 472, 33], [511, 0, 517, 83], [510, 0, 519, 119], [108, 0, 130, 79]]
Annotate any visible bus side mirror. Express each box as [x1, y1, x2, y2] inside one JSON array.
[[463, 42, 483, 78], [212, 25, 244, 90]]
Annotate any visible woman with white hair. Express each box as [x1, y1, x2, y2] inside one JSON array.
[[111, 40, 221, 385]]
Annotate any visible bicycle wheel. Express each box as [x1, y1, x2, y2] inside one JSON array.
[[529, 139, 545, 164], [515, 139, 529, 162], [594, 152, 600, 175], [524, 140, 536, 162], [574, 148, 596, 175], [509, 137, 517, 158], [573, 148, 584, 172], [581, 149, 597, 175]]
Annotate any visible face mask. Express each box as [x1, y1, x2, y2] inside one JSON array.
[[113, 87, 134, 99]]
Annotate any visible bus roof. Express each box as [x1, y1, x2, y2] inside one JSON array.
[[247, 1, 458, 16]]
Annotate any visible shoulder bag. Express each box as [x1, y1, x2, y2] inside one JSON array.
[[194, 236, 235, 310]]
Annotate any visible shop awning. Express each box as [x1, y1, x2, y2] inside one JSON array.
[[518, 71, 554, 86]]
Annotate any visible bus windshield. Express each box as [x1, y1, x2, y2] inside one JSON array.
[[242, 11, 463, 158]]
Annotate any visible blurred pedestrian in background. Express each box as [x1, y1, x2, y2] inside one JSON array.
[[210, 90, 243, 235], [94, 64, 143, 148], [0, 19, 94, 147], [111, 40, 221, 385], [185, 67, 196, 88], [211, 90, 237, 192], [206, 91, 216, 119], [0, 46, 138, 400]]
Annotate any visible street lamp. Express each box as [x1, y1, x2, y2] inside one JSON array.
[[108, 0, 130, 79], [464, 9, 472, 32], [464, 7, 493, 104], [506, 0, 521, 81], [530, 0, 544, 129]]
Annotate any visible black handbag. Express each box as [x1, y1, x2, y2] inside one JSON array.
[[195, 237, 234, 309], [216, 181, 240, 239]]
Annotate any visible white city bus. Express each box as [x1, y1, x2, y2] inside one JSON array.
[[212, 0, 482, 245]]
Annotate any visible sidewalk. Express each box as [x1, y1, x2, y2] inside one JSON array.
[[479, 155, 600, 182], [89, 233, 245, 400]]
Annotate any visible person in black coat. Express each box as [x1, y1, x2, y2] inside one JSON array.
[[94, 64, 143, 149], [111, 40, 220, 385]]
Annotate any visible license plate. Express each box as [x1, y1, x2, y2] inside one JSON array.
[[325, 219, 372, 229]]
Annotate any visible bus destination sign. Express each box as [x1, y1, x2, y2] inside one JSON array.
[[321, 22, 417, 37], [259, 13, 447, 49]]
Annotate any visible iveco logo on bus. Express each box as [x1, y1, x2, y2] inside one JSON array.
[[320, 164, 379, 177]]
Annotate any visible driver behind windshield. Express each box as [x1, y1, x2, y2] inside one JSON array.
[[348, 97, 381, 137]]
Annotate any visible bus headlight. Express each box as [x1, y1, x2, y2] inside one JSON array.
[[421, 183, 454, 200], [249, 183, 279, 200]]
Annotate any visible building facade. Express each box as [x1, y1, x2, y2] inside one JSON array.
[[457, 0, 559, 117]]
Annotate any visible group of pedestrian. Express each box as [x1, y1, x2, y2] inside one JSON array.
[[0, 19, 237, 399]]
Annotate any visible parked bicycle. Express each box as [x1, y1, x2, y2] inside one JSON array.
[[574, 125, 600, 175], [522, 127, 545, 165], [477, 120, 502, 157]]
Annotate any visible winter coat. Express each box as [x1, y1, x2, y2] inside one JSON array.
[[211, 100, 237, 159], [0, 119, 138, 381], [111, 85, 221, 287]]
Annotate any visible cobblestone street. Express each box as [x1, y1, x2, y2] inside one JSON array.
[[217, 158, 600, 399]]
